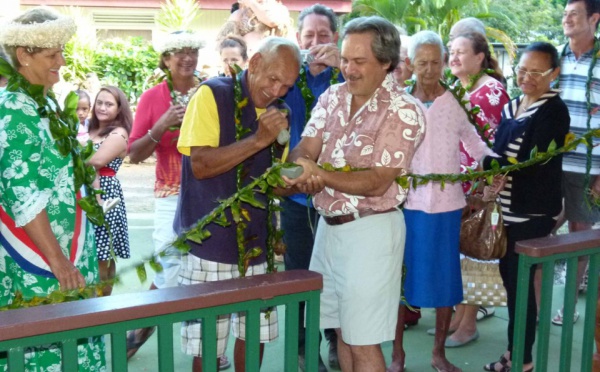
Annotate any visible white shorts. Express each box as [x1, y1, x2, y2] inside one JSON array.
[[309, 210, 405, 346], [179, 255, 279, 357], [152, 195, 181, 289]]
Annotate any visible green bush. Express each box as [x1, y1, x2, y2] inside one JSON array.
[[94, 37, 159, 109]]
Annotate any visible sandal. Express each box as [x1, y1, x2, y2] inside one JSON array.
[[476, 306, 495, 321], [484, 355, 509, 371], [126, 326, 156, 359], [551, 308, 580, 326], [484, 356, 534, 372], [103, 197, 120, 213]]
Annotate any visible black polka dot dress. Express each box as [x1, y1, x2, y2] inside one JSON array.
[[94, 143, 130, 261]]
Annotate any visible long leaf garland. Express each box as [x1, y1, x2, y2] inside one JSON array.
[[0, 58, 103, 226], [5, 127, 599, 310]]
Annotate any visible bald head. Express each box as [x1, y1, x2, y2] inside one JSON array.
[[448, 17, 485, 46]]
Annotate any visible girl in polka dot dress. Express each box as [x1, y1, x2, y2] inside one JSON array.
[[88, 86, 132, 296]]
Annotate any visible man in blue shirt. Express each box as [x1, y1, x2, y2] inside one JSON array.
[[281, 4, 343, 371]]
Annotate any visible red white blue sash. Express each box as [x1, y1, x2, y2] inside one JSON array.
[[0, 192, 87, 278]]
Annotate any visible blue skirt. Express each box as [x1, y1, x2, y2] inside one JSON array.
[[403, 208, 463, 307]]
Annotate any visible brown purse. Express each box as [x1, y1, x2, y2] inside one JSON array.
[[459, 195, 507, 260]]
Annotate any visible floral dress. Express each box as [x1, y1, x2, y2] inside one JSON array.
[[93, 140, 129, 261], [459, 78, 510, 307], [0, 91, 106, 371]]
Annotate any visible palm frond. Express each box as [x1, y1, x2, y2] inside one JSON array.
[[486, 26, 517, 62], [156, 0, 202, 33]]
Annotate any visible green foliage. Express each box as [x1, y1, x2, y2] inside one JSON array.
[[61, 7, 97, 86], [94, 37, 158, 109], [156, 0, 202, 32], [482, 0, 564, 43]]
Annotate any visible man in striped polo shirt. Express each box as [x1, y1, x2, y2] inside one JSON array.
[[554, 0, 600, 326]]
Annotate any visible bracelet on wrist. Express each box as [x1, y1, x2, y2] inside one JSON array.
[[147, 129, 160, 143]]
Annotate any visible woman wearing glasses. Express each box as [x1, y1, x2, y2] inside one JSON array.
[[482, 42, 569, 372]]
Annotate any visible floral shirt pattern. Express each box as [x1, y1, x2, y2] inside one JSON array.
[[460, 78, 509, 192], [302, 74, 425, 216], [0, 90, 105, 371]]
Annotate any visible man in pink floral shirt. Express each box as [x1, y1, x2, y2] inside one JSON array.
[[285, 16, 425, 371]]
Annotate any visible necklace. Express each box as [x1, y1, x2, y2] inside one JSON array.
[[462, 69, 487, 92], [556, 38, 600, 193], [163, 69, 202, 131], [297, 65, 340, 125], [231, 66, 278, 276], [0, 58, 104, 226]]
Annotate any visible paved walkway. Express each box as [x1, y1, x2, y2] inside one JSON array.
[[110, 163, 589, 371]]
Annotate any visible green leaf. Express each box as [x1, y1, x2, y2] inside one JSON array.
[[491, 159, 500, 170], [239, 190, 265, 209], [530, 146, 538, 159], [397, 176, 409, 189], [243, 247, 263, 261], [547, 140, 557, 152], [149, 256, 163, 273], [136, 264, 147, 282]]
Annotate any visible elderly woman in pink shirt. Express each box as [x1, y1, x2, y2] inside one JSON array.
[[388, 30, 496, 372]]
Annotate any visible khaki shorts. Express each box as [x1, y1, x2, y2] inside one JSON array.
[[179, 255, 278, 357], [309, 210, 405, 346], [563, 171, 600, 224]]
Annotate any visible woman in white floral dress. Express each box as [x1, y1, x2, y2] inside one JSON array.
[[0, 7, 105, 371]]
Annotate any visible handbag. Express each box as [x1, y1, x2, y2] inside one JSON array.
[[459, 195, 507, 260]]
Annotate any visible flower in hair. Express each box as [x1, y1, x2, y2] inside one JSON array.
[[0, 16, 76, 48], [153, 31, 205, 54]]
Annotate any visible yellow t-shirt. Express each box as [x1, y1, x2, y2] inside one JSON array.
[[177, 85, 267, 156]]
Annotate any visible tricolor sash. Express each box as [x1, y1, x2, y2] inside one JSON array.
[[0, 192, 87, 278]]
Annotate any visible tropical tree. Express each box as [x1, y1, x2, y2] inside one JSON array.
[[350, 0, 517, 60], [61, 6, 97, 87]]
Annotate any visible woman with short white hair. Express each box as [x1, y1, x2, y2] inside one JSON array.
[[388, 30, 495, 372]]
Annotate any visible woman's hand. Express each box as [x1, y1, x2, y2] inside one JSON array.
[[22, 211, 86, 291], [48, 255, 86, 290], [159, 104, 186, 131]]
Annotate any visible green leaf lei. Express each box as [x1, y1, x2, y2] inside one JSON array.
[[160, 69, 202, 132], [441, 68, 495, 148], [0, 58, 103, 226], [297, 65, 340, 125], [171, 65, 286, 277]]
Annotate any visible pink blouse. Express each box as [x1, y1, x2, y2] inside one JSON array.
[[405, 90, 496, 213]]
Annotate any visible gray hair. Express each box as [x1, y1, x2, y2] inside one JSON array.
[[342, 16, 400, 72], [408, 31, 444, 62], [298, 4, 338, 34], [255, 36, 301, 67], [449, 17, 485, 40]]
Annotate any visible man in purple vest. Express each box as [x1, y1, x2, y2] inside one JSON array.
[[175, 37, 300, 372]]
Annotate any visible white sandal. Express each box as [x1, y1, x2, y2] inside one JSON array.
[[551, 308, 579, 326]]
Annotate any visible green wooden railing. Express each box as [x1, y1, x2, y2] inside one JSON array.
[[513, 229, 600, 372], [0, 270, 322, 372]]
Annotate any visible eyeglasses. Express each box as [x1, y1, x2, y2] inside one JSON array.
[[514, 67, 554, 79], [170, 48, 199, 58]]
